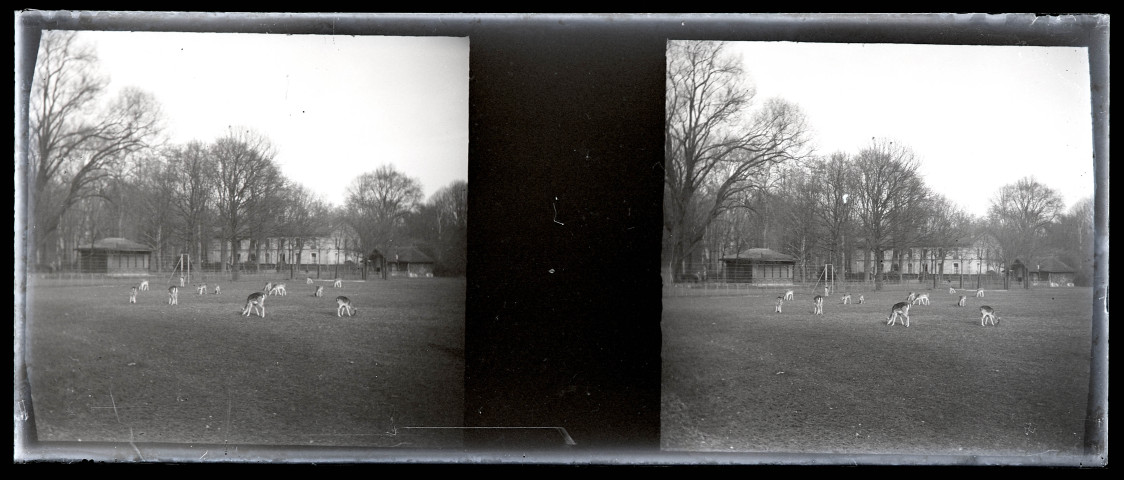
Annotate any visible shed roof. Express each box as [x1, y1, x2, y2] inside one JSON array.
[[76, 237, 153, 252], [385, 245, 434, 264], [1035, 258, 1076, 273], [721, 248, 797, 262]]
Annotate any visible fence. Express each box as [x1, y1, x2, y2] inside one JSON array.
[[663, 267, 1019, 298]]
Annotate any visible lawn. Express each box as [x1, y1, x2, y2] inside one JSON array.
[[21, 276, 465, 451], [661, 285, 1096, 462]]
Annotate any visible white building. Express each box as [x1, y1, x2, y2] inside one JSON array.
[[205, 227, 363, 271], [847, 235, 1005, 278]]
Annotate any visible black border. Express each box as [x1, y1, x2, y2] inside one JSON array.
[[13, 12, 1109, 467]]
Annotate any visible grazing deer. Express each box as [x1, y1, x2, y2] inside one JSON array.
[[824, 286, 831, 297], [139, 280, 149, 291], [811, 295, 824, 315], [886, 301, 911, 327], [783, 290, 794, 301], [167, 286, 179, 305], [774, 296, 784, 313], [912, 293, 930, 306], [314, 285, 324, 297], [905, 292, 918, 304], [213, 285, 221, 295], [979, 306, 1000, 326], [269, 283, 287, 296], [956, 295, 967, 307], [129, 287, 137, 304], [334, 278, 343, 289], [975, 289, 985, 298], [264, 282, 274, 294], [840, 293, 852, 305], [306, 277, 314, 285], [857, 294, 865, 305], [243, 292, 266, 318], [179, 276, 185, 288], [949, 287, 956, 295], [336, 296, 357, 317], [197, 284, 208, 295]]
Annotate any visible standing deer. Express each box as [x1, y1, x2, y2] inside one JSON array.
[[975, 289, 985, 298], [857, 294, 865, 304], [811, 295, 824, 315], [306, 277, 314, 285], [314, 285, 324, 297], [886, 302, 911, 327], [334, 278, 343, 289], [912, 293, 930, 306], [167, 285, 179, 305], [956, 295, 967, 307], [949, 287, 956, 295], [774, 296, 784, 313], [139, 280, 149, 291], [197, 284, 208, 295], [213, 285, 221, 295], [840, 293, 852, 305], [129, 287, 137, 304]]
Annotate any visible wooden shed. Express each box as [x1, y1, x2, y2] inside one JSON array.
[[75, 237, 153, 275], [720, 248, 797, 285], [385, 246, 435, 277], [1032, 258, 1076, 286]]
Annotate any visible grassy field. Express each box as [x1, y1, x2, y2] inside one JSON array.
[[661, 285, 1096, 462], [22, 276, 465, 451]]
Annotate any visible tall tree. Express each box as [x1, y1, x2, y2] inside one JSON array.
[[164, 141, 215, 269], [986, 176, 1065, 287], [210, 127, 282, 280], [29, 31, 164, 268], [1044, 196, 1094, 286], [344, 165, 424, 263], [850, 139, 928, 290], [812, 153, 856, 279], [664, 40, 810, 281], [919, 194, 972, 287]]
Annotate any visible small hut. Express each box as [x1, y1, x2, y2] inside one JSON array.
[[385, 246, 435, 277], [75, 237, 153, 275], [720, 248, 797, 285], [1032, 258, 1076, 286]]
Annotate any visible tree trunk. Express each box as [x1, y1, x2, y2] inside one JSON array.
[[874, 247, 884, 291]]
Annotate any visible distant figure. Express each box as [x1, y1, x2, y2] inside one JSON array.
[[774, 296, 784, 313], [129, 287, 137, 304]]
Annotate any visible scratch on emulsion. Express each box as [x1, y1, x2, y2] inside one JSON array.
[[553, 197, 564, 225]]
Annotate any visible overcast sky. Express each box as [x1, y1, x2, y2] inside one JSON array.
[[72, 31, 469, 208], [725, 41, 1095, 218]]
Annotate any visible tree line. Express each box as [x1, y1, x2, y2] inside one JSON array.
[[664, 41, 1094, 289], [25, 30, 467, 278]]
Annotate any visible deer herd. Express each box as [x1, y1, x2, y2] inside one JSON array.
[[126, 276, 354, 318], [772, 286, 1002, 328]]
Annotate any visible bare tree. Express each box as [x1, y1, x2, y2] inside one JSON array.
[[812, 153, 856, 279], [664, 40, 810, 281], [28, 30, 164, 268], [986, 176, 1065, 288], [919, 194, 972, 288], [161, 141, 216, 270], [210, 127, 282, 280], [276, 183, 331, 274], [850, 139, 928, 290], [344, 165, 424, 265]]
